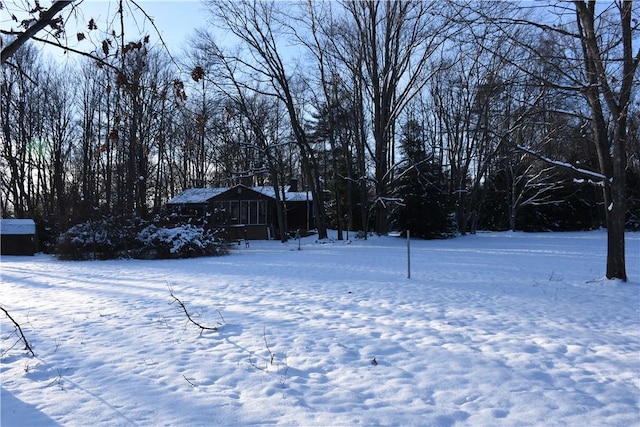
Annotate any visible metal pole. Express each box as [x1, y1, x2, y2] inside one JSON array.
[[407, 229, 411, 279]]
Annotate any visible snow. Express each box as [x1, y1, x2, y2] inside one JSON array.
[[252, 186, 313, 202], [517, 145, 608, 182], [1, 230, 639, 426], [165, 188, 228, 205], [166, 185, 312, 205], [137, 224, 206, 254], [0, 219, 36, 235]]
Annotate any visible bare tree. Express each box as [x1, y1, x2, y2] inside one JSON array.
[[468, 0, 637, 281], [1, 43, 43, 217], [341, 0, 451, 235], [573, 0, 636, 280], [292, 0, 352, 239], [289, 0, 370, 235], [188, 30, 298, 241], [41, 64, 77, 218], [202, 0, 329, 239]]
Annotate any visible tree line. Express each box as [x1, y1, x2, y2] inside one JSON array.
[[1, 0, 638, 280]]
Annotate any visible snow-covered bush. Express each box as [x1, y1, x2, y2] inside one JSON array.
[[56, 219, 124, 260], [135, 224, 227, 259], [55, 215, 228, 260]]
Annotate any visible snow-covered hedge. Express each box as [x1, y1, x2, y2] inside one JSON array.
[[135, 224, 226, 259], [55, 216, 228, 260], [56, 218, 125, 260]]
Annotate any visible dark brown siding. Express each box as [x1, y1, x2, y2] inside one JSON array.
[[1, 235, 37, 255]]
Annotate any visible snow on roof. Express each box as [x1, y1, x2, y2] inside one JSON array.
[[0, 219, 36, 235], [285, 191, 313, 202], [166, 188, 228, 204], [251, 185, 313, 202], [167, 185, 313, 205]]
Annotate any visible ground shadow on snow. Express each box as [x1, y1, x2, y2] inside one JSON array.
[[1, 387, 60, 426]]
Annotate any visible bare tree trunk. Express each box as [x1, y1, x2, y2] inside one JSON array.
[[464, 0, 635, 281], [344, 0, 449, 235], [574, 0, 632, 281]]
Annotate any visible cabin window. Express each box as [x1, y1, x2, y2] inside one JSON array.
[[229, 201, 239, 223], [258, 201, 267, 224], [249, 201, 258, 224], [240, 201, 249, 224], [211, 200, 267, 225], [242, 200, 266, 225]]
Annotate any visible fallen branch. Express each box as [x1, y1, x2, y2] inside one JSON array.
[[1, 306, 35, 356], [167, 284, 222, 335], [183, 374, 196, 387]]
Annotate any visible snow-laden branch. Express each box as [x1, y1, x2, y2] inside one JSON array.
[[517, 145, 608, 183]]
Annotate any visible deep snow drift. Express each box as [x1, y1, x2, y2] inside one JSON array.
[[1, 230, 639, 426]]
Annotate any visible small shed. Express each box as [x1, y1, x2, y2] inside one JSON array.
[[1, 219, 38, 256]]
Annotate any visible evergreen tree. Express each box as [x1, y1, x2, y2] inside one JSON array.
[[390, 120, 455, 239]]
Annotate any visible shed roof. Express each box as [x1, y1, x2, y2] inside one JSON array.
[[1, 219, 36, 235], [166, 185, 313, 205]]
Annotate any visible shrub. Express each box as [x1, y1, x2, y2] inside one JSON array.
[[55, 215, 228, 260], [135, 224, 227, 259], [56, 218, 124, 260]]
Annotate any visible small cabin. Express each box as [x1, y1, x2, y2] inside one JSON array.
[[1, 219, 38, 256], [166, 184, 314, 240]]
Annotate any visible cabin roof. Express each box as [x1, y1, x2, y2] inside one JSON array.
[[0, 219, 36, 235], [166, 188, 228, 205], [251, 186, 313, 202], [166, 184, 312, 205]]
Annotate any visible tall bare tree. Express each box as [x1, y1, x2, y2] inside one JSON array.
[[202, 0, 329, 239], [469, 0, 640, 281], [291, 0, 370, 235], [471, 0, 638, 281], [41, 63, 77, 218], [1, 42, 43, 217], [341, 0, 451, 234], [573, 0, 636, 280]]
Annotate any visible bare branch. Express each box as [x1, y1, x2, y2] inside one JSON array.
[[1, 0, 73, 64], [263, 326, 275, 365], [1, 306, 35, 356], [167, 284, 222, 334], [29, 34, 120, 72]]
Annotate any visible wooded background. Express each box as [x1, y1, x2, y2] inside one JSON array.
[[1, 1, 638, 278]]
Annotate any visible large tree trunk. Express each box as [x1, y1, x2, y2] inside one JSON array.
[[606, 121, 628, 281], [575, 0, 631, 281]]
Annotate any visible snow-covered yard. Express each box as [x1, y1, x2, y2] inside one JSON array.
[[1, 230, 639, 426]]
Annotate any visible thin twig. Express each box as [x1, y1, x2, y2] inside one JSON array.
[[183, 374, 196, 387], [263, 326, 275, 365], [215, 308, 226, 325]]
